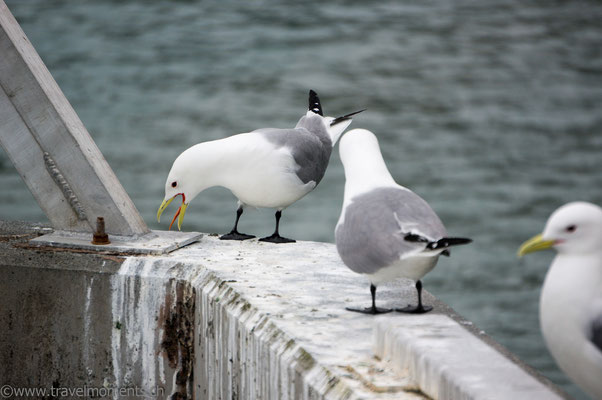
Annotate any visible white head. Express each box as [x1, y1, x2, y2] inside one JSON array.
[[518, 201, 602, 256], [339, 129, 397, 200], [157, 145, 213, 230], [339, 128, 381, 165]]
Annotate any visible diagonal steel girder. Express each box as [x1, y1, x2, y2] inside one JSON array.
[[0, 1, 149, 236]]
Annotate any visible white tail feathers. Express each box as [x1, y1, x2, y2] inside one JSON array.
[[326, 117, 353, 145]]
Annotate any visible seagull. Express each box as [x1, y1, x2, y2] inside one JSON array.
[[518, 201, 602, 400], [157, 90, 364, 243], [335, 129, 472, 314]]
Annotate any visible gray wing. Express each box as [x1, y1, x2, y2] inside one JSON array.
[[257, 127, 332, 185], [335, 187, 446, 275], [590, 314, 602, 353]]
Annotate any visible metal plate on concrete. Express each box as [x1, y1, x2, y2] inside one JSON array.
[[29, 229, 202, 255]]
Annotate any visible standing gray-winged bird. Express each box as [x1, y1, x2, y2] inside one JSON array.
[[335, 129, 472, 314], [157, 90, 363, 243], [518, 202, 602, 400]]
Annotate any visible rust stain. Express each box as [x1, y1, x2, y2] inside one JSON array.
[[160, 281, 196, 400], [99, 255, 125, 263], [14, 242, 132, 258], [0, 232, 43, 242], [341, 364, 424, 395]]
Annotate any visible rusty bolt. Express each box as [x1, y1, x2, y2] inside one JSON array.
[[91, 217, 111, 245]]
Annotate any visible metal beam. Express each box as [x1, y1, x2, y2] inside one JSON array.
[[0, 1, 149, 236]]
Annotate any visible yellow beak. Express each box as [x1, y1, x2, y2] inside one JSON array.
[[517, 233, 555, 257], [176, 203, 188, 231], [157, 197, 175, 223], [157, 194, 188, 231]]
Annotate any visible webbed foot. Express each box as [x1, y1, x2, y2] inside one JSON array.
[[220, 231, 255, 241], [258, 234, 295, 244], [395, 304, 433, 314], [346, 306, 392, 315]]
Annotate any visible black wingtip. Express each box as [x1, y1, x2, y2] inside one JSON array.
[[308, 90, 323, 116], [404, 233, 429, 243], [427, 237, 473, 250], [405, 233, 472, 251], [330, 108, 367, 126]]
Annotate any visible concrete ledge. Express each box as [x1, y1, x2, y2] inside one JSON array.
[[111, 237, 427, 399], [0, 222, 567, 399], [374, 316, 563, 400]]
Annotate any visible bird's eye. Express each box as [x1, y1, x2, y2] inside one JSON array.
[[565, 225, 576, 233], [171, 181, 177, 188]]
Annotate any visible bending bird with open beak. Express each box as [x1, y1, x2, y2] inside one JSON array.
[[157, 90, 363, 243]]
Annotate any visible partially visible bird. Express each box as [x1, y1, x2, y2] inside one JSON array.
[[157, 90, 363, 243], [335, 129, 472, 314], [518, 201, 602, 400]]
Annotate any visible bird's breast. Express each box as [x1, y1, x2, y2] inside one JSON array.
[[368, 256, 439, 284]]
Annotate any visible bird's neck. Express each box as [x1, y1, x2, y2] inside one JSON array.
[[342, 151, 398, 203], [540, 254, 601, 347], [542, 254, 602, 308], [181, 138, 247, 196]]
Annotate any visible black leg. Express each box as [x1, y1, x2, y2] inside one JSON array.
[[220, 206, 255, 240], [346, 284, 392, 314], [259, 210, 295, 243], [396, 280, 433, 314]]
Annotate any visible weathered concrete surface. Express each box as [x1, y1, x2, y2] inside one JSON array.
[[0, 221, 568, 399], [374, 316, 563, 400]]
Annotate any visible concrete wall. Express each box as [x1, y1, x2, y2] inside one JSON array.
[[0, 221, 568, 400]]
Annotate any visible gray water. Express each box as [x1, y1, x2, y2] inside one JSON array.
[[2, 1, 601, 398]]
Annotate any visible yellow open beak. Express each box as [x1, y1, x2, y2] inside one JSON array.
[[517, 234, 555, 257], [157, 194, 188, 231], [174, 203, 188, 231], [157, 197, 175, 223]]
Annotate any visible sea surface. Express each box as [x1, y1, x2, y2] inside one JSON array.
[[2, 1, 601, 398]]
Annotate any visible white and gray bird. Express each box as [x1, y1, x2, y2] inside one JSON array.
[[335, 129, 471, 314], [157, 90, 363, 243], [518, 202, 602, 400]]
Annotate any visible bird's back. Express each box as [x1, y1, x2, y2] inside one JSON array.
[[257, 121, 332, 186], [335, 186, 446, 276]]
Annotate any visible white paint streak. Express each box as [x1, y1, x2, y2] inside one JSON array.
[[110, 257, 200, 398], [82, 276, 95, 379], [110, 268, 124, 399]]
